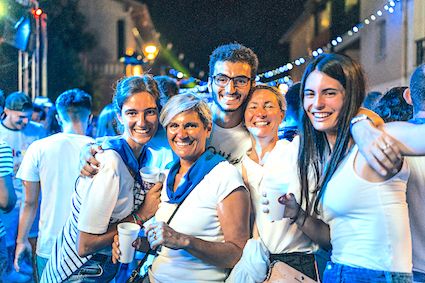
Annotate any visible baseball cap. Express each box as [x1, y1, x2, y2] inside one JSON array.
[[5, 92, 33, 111]]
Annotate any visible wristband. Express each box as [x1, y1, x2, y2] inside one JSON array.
[[350, 114, 371, 132], [133, 212, 144, 226], [131, 214, 138, 225]]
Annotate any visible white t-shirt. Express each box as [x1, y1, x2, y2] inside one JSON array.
[[242, 138, 318, 254], [16, 133, 94, 258], [41, 149, 151, 282], [406, 156, 425, 274], [0, 121, 47, 204], [149, 161, 245, 283], [322, 146, 411, 272], [207, 122, 251, 171]]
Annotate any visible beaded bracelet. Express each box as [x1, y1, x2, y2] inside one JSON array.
[[131, 214, 138, 224], [132, 212, 144, 226]]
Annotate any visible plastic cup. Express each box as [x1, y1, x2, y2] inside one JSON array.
[[140, 167, 162, 190], [264, 183, 289, 222], [117, 222, 141, 263]]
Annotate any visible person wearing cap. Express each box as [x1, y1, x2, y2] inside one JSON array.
[[0, 91, 47, 282]]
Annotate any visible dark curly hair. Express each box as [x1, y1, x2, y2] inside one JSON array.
[[209, 43, 259, 79]]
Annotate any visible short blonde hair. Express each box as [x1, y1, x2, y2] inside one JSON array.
[[160, 92, 212, 128]]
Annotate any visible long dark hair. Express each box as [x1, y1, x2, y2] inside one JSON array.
[[297, 53, 366, 216]]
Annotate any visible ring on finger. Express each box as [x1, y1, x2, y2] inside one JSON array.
[[381, 143, 390, 151]]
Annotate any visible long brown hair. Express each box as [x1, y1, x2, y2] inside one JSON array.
[[297, 54, 366, 216]]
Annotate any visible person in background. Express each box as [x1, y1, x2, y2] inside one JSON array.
[[96, 103, 122, 138], [402, 64, 425, 283], [0, 140, 17, 281], [41, 75, 163, 282], [372, 86, 413, 122], [278, 82, 300, 141], [154, 75, 179, 109], [31, 104, 47, 124], [0, 91, 47, 282], [362, 90, 382, 110], [14, 89, 95, 279], [112, 93, 250, 282]]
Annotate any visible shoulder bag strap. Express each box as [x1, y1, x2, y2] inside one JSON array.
[[127, 191, 189, 282]]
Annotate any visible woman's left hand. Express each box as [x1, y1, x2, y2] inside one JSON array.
[[145, 221, 187, 250]]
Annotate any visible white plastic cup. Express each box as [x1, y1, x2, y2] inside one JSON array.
[[263, 182, 289, 222], [117, 222, 141, 263], [140, 167, 163, 190]]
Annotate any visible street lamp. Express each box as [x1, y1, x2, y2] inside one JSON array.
[[142, 43, 159, 61]]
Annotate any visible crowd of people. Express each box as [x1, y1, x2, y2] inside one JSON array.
[[0, 42, 424, 283]]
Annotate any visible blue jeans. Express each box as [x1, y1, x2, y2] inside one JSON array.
[[64, 254, 119, 283], [324, 261, 413, 283], [0, 235, 7, 277], [413, 271, 425, 283]]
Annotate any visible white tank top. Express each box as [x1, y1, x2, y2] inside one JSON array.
[[321, 146, 411, 272]]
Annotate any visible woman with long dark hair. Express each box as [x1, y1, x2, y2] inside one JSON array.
[[280, 53, 425, 282]]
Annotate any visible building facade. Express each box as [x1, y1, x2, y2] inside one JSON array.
[[280, 0, 425, 93]]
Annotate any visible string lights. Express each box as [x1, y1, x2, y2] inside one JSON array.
[[256, 0, 401, 84]]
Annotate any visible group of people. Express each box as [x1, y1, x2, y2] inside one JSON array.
[[0, 42, 424, 283]]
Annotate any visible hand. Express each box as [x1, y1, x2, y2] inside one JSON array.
[[14, 239, 32, 272], [351, 120, 402, 176], [278, 193, 301, 219], [80, 143, 103, 177], [145, 221, 187, 250], [137, 182, 162, 221], [111, 234, 142, 264], [111, 234, 120, 264]]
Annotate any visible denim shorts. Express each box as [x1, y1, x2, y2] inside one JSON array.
[[323, 261, 413, 283], [64, 254, 119, 283]]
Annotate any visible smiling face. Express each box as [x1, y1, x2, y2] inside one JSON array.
[[118, 91, 158, 155], [166, 110, 211, 165], [245, 88, 284, 139], [3, 108, 33, 130], [209, 61, 252, 112], [303, 70, 345, 140]]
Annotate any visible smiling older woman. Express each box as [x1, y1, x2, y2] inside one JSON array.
[[112, 93, 250, 282]]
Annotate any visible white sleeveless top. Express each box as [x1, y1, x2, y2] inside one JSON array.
[[322, 146, 411, 272]]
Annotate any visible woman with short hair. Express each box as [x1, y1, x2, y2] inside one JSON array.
[[112, 93, 251, 282]]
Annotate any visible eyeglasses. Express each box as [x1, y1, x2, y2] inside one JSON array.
[[212, 74, 252, 88]]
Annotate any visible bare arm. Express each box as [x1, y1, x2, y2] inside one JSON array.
[[0, 174, 16, 212], [14, 181, 40, 271], [352, 119, 403, 176], [383, 121, 425, 155], [77, 182, 162, 257], [146, 187, 250, 268], [279, 193, 331, 250]]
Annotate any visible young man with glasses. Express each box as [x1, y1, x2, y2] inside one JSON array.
[[206, 43, 258, 169]]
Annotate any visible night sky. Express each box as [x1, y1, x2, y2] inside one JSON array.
[[142, 0, 306, 79]]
